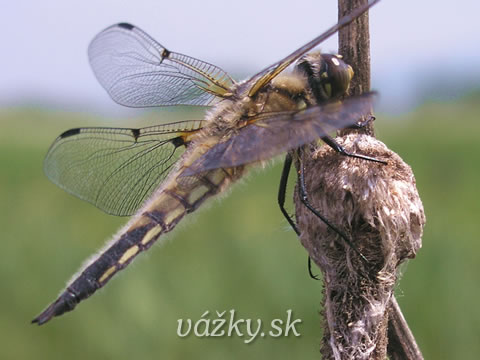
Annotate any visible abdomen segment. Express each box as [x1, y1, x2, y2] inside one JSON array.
[[32, 166, 236, 325]]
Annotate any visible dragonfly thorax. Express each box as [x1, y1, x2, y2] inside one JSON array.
[[205, 74, 308, 135]]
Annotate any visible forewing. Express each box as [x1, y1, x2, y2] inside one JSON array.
[[183, 93, 375, 175], [44, 120, 204, 216], [88, 23, 235, 107], [246, 0, 381, 96]]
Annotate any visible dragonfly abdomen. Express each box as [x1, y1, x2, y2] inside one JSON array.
[[33, 166, 238, 325]]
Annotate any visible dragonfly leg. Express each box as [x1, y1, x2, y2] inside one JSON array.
[[321, 133, 387, 164], [278, 153, 300, 236], [297, 155, 368, 263], [347, 115, 376, 129], [278, 154, 319, 279], [307, 256, 321, 280]]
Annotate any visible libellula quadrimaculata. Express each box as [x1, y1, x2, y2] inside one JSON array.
[[33, 0, 382, 325]]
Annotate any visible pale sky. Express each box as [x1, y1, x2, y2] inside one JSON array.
[[1, 0, 480, 114]]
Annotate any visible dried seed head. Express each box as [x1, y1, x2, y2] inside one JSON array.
[[294, 134, 425, 359], [295, 133, 424, 271]]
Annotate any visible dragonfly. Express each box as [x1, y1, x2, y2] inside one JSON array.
[[33, 0, 383, 325]]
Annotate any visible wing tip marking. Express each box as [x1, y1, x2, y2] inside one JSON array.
[[117, 22, 134, 30], [59, 128, 81, 139]]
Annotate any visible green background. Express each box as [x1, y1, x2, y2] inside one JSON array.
[[1, 92, 479, 359]]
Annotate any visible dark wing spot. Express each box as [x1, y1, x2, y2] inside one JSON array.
[[162, 48, 171, 58], [117, 23, 134, 30], [170, 136, 185, 148], [131, 128, 140, 141], [60, 128, 81, 139]]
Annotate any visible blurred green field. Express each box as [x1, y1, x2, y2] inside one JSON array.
[[0, 93, 479, 359]]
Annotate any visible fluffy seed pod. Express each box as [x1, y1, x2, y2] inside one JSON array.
[[295, 134, 425, 359]]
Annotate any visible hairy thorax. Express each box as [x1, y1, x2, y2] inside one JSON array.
[[202, 73, 309, 139]]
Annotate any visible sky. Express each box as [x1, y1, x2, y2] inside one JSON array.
[[1, 0, 480, 114]]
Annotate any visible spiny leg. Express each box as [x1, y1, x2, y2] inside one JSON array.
[[321, 134, 387, 164], [278, 153, 300, 236], [297, 154, 368, 263], [278, 153, 320, 279]]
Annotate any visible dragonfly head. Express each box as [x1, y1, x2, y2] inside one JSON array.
[[295, 52, 353, 104]]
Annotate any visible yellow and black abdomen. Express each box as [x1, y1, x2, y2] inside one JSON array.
[[32, 156, 238, 325]]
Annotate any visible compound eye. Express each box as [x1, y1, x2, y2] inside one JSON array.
[[322, 54, 353, 98], [322, 82, 332, 98]]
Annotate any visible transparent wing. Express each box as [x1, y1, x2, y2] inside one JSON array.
[[183, 93, 375, 175], [246, 0, 380, 96], [88, 23, 235, 107], [44, 120, 204, 216]]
